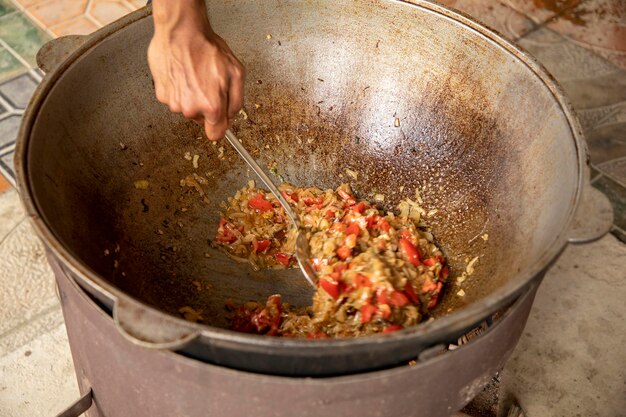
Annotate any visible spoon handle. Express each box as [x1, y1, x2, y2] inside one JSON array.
[[224, 129, 299, 226]]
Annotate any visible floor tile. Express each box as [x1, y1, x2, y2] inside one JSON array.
[[0, 220, 58, 337], [597, 157, 626, 185], [0, 172, 10, 192], [0, 73, 38, 109], [89, 0, 132, 26], [502, 0, 581, 25], [49, 15, 98, 37], [27, 0, 87, 28], [0, 114, 20, 149], [519, 27, 620, 82], [0, 188, 24, 239], [502, 234, 626, 417], [127, 0, 146, 9], [0, 45, 26, 82], [547, 0, 626, 70], [11, 0, 43, 8], [437, 0, 535, 40], [0, 0, 16, 17], [592, 175, 626, 233], [0, 148, 15, 182], [0, 12, 51, 67], [0, 322, 79, 417]]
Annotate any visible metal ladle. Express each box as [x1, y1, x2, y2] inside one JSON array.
[[224, 129, 317, 288]]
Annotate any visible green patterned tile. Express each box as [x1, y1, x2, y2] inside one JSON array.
[[0, 12, 51, 67], [0, 45, 25, 82], [0, 1, 15, 18]]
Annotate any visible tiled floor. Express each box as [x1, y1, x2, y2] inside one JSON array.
[[0, 1, 624, 416]]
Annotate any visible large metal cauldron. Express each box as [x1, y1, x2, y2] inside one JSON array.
[[16, 0, 612, 376], [53, 253, 538, 417]]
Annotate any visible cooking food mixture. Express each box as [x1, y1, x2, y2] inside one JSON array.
[[215, 181, 449, 338]]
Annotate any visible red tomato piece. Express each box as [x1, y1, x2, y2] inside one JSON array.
[[254, 239, 271, 253], [337, 245, 352, 260], [345, 223, 361, 236], [354, 273, 371, 288], [216, 217, 237, 244], [440, 266, 449, 281], [331, 222, 347, 233], [320, 276, 341, 299], [427, 282, 443, 309], [333, 263, 349, 274], [423, 257, 436, 267], [382, 325, 403, 334], [403, 282, 420, 305], [248, 194, 273, 212], [360, 303, 377, 323], [389, 291, 409, 307], [377, 218, 391, 232], [352, 202, 366, 214], [325, 209, 336, 220], [400, 229, 412, 240], [281, 191, 299, 203], [275, 253, 291, 267], [399, 238, 421, 266], [376, 287, 390, 305]]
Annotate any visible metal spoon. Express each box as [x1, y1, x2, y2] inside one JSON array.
[[224, 129, 317, 288]]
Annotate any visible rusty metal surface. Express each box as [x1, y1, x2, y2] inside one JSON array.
[[54, 253, 539, 417], [15, 0, 596, 375]]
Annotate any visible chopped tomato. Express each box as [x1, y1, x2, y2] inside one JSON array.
[[423, 257, 436, 267], [354, 273, 371, 288], [400, 229, 412, 240], [376, 287, 390, 304], [427, 282, 443, 309], [281, 191, 299, 203], [333, 263, 349, 274], [345, 223, 361, 236], [404, 282, 420, 305], [302, 196, 324, 206], [378, 241, 387, 250], [352, 202, 366, 214], [275, 253, 291, 267], [435, 255, 446, 265], [382, 325, 403, 334], [377, 218, 391, 232], [305, 204, 323, 213], [329, 271, 341, 280], [216, 217, 237, 244], [378, 303, 391, 319], [360, 303, 377, 323], [325, 209, 336, 220], [254, 239, 271, 253], [247, 294, 283, 336], [389, 291, 409, 307], [440, 266, 449, 281], [366, 215, 390, 232], [320, 276, 341, 299], [331, 222, 347, 233], [248, 194, 273, 211], [399, 238, 421, 266], [337, 245, 352, 260]]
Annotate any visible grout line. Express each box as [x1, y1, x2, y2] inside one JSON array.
[[8, 0, 57, 39], [0, 140, 16, 154]]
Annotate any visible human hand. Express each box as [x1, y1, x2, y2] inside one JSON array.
[[148, 0, 245, 140]]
